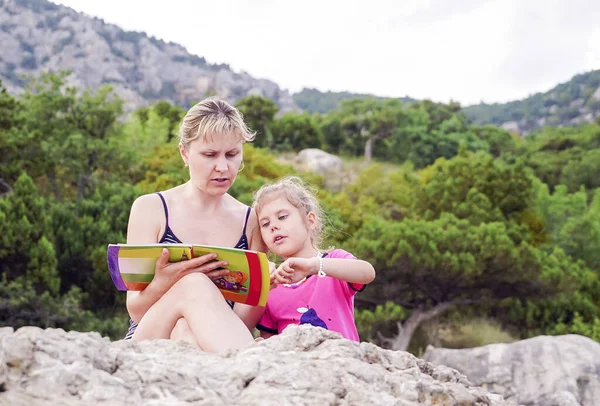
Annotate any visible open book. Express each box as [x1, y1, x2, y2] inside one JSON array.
[[107, 244, 270, 307]]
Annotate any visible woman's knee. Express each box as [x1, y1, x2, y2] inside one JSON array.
[[170, 272, 222, 299]]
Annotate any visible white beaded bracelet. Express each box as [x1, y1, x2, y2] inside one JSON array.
[[317, 255, 326, 277]]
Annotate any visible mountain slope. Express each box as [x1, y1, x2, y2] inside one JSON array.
[[0, 0, 297, 112], [293, 71, 600, 135], [463, 70, 600, 134]]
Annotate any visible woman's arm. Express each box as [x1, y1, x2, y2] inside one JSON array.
[[126, 194, 166, 323], [233, 209, 269, 330]]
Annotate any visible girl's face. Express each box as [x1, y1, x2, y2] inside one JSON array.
[[180, 134, 243, 196], [258, 195, 316, 259]]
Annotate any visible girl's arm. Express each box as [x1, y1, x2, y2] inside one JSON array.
[[233, 209, 269, 330], [316, 257, 375, 284], [275, 256, 376, 285]]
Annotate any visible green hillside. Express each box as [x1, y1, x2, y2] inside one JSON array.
[[463, 70, 600, 133], [293, 88, 416, 114], [293, 71, 600, 135]]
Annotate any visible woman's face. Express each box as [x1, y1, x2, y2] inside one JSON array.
[[180, 134, 243, 195]]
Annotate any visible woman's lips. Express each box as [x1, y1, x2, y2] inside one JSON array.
[[211, 178, 229, 185]]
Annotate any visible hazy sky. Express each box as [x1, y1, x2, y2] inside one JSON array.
[[52, 0, 600, 105]]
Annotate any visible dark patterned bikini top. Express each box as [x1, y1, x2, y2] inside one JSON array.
[[155, 192, 251, 249]]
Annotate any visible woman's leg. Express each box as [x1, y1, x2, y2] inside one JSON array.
[[132, 273, 254, 352], [170, 318, 201, 348]]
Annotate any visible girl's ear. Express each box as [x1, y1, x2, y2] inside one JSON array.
[[179, 143, 188, 165], [306, 211, 317, 230]]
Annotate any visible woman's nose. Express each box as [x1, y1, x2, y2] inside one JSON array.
[[215, 157, 228, 172]]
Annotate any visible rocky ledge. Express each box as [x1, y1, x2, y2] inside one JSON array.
[[0, 324, 509, 405]]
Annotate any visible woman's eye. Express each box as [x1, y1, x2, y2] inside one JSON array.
[[278, 215, 288, 221], [226, 152, 238, 158], [203, 153, 215, 157]]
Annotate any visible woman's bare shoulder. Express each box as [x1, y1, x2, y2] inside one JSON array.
[[224, 193, 250, 211], [155, 184, 186, 200], [131, 193, 163, 213], [128, 193, 165, 244]]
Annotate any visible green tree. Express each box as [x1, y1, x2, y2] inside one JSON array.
[[407, 116, 489, 169], [374, 107, 429, 163], [15, 72, 73, 199], [152, 100, 185, 141], [119, 107, 173, 163], [0, 79, 24, 193], [343, 163, 417, 221], [13, 72, 127, 200], [535, 183, 600, 271], [511, 124, 600, 191], [63, 84, 125, 199], [337, 98, 405, 162], [317, 112, 350, 154], [50, 181, 139, 308], [271, 112, 322, 151], [559, 149, 600, 192], [235, 95, 279, 148], [548, 313, 600, 341], [0, 173, 59, 294], [409, 99, 464, 132], [472, 125, 518, 157], [414, 151, 534, 226], [350, 213, 587, 351], [134, 101, 185, 142], [0, 79, 22, 132]]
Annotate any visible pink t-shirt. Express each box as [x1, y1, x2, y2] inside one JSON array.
[[257, 249, 365, 341]]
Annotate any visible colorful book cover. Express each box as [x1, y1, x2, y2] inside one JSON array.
[[107, 243, 270, 306]]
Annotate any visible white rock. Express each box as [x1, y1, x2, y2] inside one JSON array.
[[423, 334, 600, 406], [0, 324, 510, 405]]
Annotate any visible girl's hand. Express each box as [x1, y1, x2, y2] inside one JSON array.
[[268, 261, 278, 290], [152, 248, 230, 290], [274, 257, 318, 284]]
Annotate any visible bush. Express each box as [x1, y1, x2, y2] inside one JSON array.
[[434, 318, 516, 349], [408, 317, 516, 354], [548, 313, 600, 341]]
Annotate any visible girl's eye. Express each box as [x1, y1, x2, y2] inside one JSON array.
[[278, 215, 288, 221], [226, 152, 239, 158], [203, 153, 215, 157], [261, 222, 270, 228]]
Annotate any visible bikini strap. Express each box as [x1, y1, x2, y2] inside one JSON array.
[[241, 206, 251, 236], [155, 192, 170, 227]]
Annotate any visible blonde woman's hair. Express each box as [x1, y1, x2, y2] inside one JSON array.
[[253, 176, 326, 249], [178, 97, 255, 148]]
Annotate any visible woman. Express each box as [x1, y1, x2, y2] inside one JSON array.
[[124, 98, 266, 352]]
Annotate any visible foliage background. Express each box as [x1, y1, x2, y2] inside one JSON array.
[[1, 73, 599, 351]]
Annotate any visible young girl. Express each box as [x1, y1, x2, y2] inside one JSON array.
[[253, 176, 375, 341]]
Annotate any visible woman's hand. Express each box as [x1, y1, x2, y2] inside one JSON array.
[[151, 248, 230, 291], [274, 257, 318, 284]]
